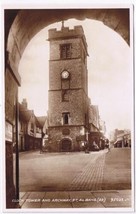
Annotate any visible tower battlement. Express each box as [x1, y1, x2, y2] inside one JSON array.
[[48, 25, 87, 48]]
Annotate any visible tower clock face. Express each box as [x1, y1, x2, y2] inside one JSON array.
[[61, 70, 69, 79]]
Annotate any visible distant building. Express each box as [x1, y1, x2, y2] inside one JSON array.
[[111, 129, 131, 148], [109, 130, 116, 142], [89, 105, 100, 132], [36, 116, 48, 151], [18, 99, 43, 151], [88, 105, 106, 150], [99, 119, 106, 135], [37, 116, 48, 135]]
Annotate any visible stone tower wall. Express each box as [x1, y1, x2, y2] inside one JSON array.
[[48, 25, 89, 151]]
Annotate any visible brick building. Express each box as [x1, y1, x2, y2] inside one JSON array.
[[48, 25, 89, 152]]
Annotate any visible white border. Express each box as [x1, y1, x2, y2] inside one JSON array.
[[0, 0, 136, 9], [0, 0, 135, 214]]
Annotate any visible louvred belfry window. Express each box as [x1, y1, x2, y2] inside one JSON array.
[[60, 44, 71, 59]]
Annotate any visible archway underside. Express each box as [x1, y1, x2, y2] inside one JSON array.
[[6, 8, 129, 83]]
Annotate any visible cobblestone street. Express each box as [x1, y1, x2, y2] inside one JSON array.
[[15, 147, 132, 209], [19, 149, 107, 192], [68, 151, 106, 191]]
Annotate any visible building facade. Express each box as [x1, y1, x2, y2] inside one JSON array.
[[48, 25, 89, 152], [18, 99, 43, 151], [88, 104, 106, 150], [113, 129, 131, 148], [89, 105, 100, 132]]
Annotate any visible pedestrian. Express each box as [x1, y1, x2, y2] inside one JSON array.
[[40, 140, 43, 154], [107, 143, 110, 152], [85, 141, 89, 153]]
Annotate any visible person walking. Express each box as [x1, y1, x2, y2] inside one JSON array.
[[85, 141, 89, 153], [106, 139, 110, 152], [108, 143, 110, 152]]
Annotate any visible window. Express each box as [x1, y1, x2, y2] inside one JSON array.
[[62, 113, 70, 125], [60, 44, 71, 59], [62, 90, 69, 101], [31, 123, 34, 132]]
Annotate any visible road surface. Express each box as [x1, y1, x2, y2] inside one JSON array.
[[18, 150, 106, 192]]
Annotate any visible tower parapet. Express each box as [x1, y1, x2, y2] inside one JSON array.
[[48, 25, 88, 54]]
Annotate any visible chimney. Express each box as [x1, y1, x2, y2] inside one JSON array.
[[22, 98, 27, 109]]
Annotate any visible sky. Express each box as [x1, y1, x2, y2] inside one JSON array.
[[18, 19, 133, 135]]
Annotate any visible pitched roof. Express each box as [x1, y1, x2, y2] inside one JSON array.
[[36, 116, 47, 128], [19, 103, 33, 122], [19, 102, 47, 129]]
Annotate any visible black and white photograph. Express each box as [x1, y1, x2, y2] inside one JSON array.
[[0, 1, 135, 213]]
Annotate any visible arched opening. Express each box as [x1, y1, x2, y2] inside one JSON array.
[[5, 8, 130, 85], [18, 18, 131, 134], [61, 138, 72, 152]]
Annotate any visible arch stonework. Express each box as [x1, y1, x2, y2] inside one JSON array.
[[6, 9, 129, 83], [4, 8, 130, 208]]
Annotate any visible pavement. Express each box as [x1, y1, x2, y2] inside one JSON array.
[[18, 189, 132, 209], [14, 148, 133, 210]]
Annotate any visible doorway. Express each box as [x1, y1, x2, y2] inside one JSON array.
[[61, 139, 72, 152]]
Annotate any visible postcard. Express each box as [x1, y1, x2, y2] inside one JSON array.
[[0, 1, 135, 213]]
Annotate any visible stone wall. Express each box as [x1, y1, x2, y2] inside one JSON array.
[[48, 89, 87, 127], [5, 68, 18, 208], [48, 126, 82, 151]]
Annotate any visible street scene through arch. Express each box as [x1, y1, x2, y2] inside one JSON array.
[[3, 7, 133, 209]]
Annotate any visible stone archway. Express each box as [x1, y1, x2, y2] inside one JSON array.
[[4, 7, 131, 208], [5, 8, 130, 84]]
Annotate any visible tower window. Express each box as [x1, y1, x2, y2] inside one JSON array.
[[62, 90, 69, 101], [62, 113, 70, 125], [60, 44, 71, 59]]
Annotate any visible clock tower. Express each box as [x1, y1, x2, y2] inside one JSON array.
[[48, 24, 89, 152]]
